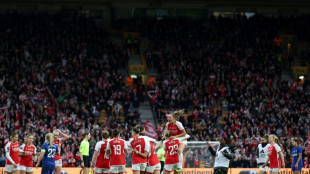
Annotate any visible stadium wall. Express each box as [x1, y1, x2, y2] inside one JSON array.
[[0, 168, 309, 174]]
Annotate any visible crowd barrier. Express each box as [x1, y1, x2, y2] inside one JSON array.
[[0, 168, 309, 174]]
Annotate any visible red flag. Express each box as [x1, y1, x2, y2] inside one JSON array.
[[144, 120, 158, 140]]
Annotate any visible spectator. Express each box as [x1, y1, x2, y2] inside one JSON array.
[[0, 153, 5, 167]]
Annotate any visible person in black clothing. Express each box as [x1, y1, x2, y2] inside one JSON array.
[[206, 137, 233, 174]]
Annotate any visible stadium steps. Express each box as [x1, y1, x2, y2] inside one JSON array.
[[99, 109, 107, 124], [111, 36, 123, 46], [222, 110, 229, 117], [129, 55, 142, 65], [139, 101, 156, 126]]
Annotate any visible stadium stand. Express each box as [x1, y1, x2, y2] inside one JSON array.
[[0, 12, 143, 167], [137, 16, 310, 167], [0, 12, 309, 168]]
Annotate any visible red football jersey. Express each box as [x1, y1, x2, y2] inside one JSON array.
[[53, 138, 62, 160], [163, 138, 181, 165], [19, 144, 37, 167], [268, 144, 282, 168], [166, 121, 184, 136], [107, 138, 128, 166], [148, 142, 160, 166], [129, 136, 149, 164], [95, 140, 110, 169], [5, 141, 20, 165]]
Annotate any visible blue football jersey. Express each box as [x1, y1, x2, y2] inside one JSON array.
[[41, 142, 59, 166], [292, 145, 303, 168]]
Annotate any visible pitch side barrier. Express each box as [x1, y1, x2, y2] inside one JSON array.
[[0, 168, 309, 174]]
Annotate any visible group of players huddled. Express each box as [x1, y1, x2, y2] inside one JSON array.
[[3, 109, 305, 174]]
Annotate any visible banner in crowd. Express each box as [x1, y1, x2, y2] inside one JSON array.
[[0, 168, 309, 174], [144, 120, 158, 139]]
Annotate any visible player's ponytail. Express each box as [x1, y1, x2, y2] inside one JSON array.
[[173, 109, 184, 121], [272, 134, 282, 147], [101, 131, 109, 139], [107, 129, 113, 138], [45, 133, 54, 146], [132, 125, 141, 135], [164, 130, 171, 138]]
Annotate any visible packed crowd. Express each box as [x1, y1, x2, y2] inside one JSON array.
[[138, 15, 310, 167], [0, 12, 310, 169], [0, 12, 143, 167]]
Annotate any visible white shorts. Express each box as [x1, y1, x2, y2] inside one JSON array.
[[180, 140, 187, 146], [5, 164, 20, 172], [95, 168, 110, 173], [177, 153, 183, 169], [20, 165, 33, 172], [164, 163, 178, 172], [55, 159, 62, 167], [132, 163, 147, 171], [269, 168, 280, 172], [259, 165, 269, 172], [110, 165, 126, 173], [146, 163, 161, 173]]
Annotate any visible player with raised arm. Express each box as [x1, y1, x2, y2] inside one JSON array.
[[162, 130, 190, 174], [206, 137, 233, 174], [291, 138, 303, 174], [256, 134, 270, 174], [53, 129, 69, 174], [19, 135, 37, 174], [128, 125, 150, 174], [5, 133, 20, 174], [91, 131, 110, 174], [262, 134, 285, 174], [106, 129, 129, 174], [36, 133, 59, 174], [155, 110, 187, 173]]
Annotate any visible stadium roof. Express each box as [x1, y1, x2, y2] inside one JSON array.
[[0, 0, 309, 12]]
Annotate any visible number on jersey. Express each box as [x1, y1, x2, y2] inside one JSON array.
[[47, 149, 56, 158], [113, 145, 122, 155], [136, 145, 141, 153], [168, 144, 178, 155]]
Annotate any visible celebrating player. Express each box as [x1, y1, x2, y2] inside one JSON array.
[[53, 129, 69, 174], [162, 130, 189, 174], [5, 133, 20, 174], [128, 125, 150, 174], [155, 110, 187, 172], [19, 135, 37, 174], [137, 125, 161, 174], [262, 134, 285, 174], [146, 140, 161, 174], [291, 138, 303, 174], [206, 137, 233, 174], [91, 131, 110, 174], [106, 129, 129, 174], [256, 134, 270, 174], [36, 133, 59, 174]]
